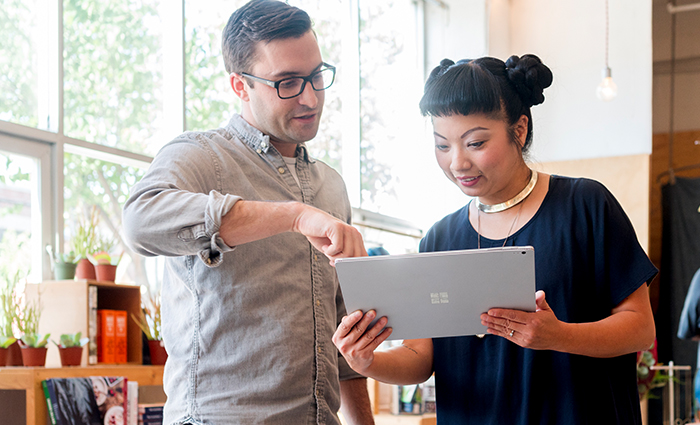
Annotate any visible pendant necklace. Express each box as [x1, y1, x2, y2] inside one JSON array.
[[477, 201, 524, 249], [476, 169, 538, 213]]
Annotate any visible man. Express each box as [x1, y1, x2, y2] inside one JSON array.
[[122, 1, 374, 423]]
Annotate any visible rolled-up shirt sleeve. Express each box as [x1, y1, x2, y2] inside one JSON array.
[[122, 138, 240, 267]]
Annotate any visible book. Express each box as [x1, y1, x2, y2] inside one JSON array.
[[127, 381, 138, 425], [42, 379, 59, 425], [114, 310, 128, 363], [46, 376, 128, 425], [97, 309, 116, 363], [137, 403, 164, 425], [88, 285, 98, 364]]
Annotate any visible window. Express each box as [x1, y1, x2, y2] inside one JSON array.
[[184, 0, 243, 132], [358, 0, 424, 219], [63, 151, 148, 285], [0, 138, 52, 284], [0, 0, 446, 292], [0, 0, 44, 129], [63, 0, 167, 156]]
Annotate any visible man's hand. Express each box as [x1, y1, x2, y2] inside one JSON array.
[[220, 200, 366, 264], [292, 204, 367, 264]]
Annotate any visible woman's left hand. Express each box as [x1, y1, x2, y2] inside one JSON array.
[[480, 290, 565, 350]]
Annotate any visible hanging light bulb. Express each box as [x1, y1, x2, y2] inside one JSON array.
[[597, 0, 617, 101], [596, 66, 618, 101]]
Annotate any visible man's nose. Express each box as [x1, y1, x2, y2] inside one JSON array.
[[297, 81, 319, 108]]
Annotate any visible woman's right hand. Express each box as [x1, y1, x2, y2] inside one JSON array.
[[333, 310, 392, 375]]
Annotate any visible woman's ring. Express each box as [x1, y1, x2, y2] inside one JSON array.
[[509, 329, 514, 337]]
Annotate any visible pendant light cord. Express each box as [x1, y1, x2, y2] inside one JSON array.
[[604, 0, 610, 70]]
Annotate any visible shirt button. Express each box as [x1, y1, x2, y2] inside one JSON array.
[[256, 149, 262, 154], [278, 167, 285, 174], [261, 142, 267, 148], [316, 300, 321, 306], [314, 254, 318, 261], [317, 347, 322, 354]]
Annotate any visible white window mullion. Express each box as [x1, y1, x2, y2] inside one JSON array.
[[341, 0, 361, 208], [161, 0, 186, 134]]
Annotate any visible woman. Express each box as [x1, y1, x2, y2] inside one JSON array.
[[333, 55, 657, 424]]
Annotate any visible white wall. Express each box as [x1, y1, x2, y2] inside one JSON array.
[[424, 0, 489, 67], [489, 0, 654, 163]]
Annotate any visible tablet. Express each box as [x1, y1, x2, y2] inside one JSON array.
[[335, 246, 536, 340]]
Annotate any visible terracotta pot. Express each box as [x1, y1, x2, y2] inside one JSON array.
[[75, 258, 96, 280], [6, 340, 23, 366], [147, 339, 168, 365], [95, 264, 117, 282], [58, 346, 84, 366], [20, 346, 48, 367], [0, 347, 7, 366]]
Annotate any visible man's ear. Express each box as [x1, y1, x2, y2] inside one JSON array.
[[230, 73, 250, 102]]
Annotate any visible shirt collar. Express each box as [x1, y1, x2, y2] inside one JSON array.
[[227, 114, 315, 163]]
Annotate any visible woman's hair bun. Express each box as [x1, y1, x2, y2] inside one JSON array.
[[427, 58, 456, 81], [504, 54, 553, 107]]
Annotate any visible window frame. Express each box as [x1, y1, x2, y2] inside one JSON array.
[[0, 0, 426, 284]]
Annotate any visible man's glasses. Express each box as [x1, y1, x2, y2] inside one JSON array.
[[241, 63, 336, 100]]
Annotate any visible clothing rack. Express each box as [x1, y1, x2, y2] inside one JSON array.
[[657, 163, 700, 184]]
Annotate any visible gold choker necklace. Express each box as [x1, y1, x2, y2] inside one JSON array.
[[476, 169, 538, 214]]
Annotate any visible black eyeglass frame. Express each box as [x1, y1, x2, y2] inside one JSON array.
[[240, 63, 336, 100]]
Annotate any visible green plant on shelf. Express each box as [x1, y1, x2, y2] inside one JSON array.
[[0, 335, 16, 349], [637, 339, 670, 400], [131, 288, 162, 341], [71, 205, 100, 261], [1, 270, 26, 341], [19, 332, 51, 348], [45, 245, 76, 264], [53, 332, 89, 348]]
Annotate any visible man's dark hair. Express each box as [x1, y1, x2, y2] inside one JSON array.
[[222, 0, 312, 75]]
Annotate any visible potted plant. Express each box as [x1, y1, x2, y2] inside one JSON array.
[[90, 234, 122, 282], [53, 332, 89, 366], [14, 295, 50, 367], [131, 288, 167, 365], [0, 272, 23, 366], [71, 206, 99, 280], [45, 245, 77, 280], [0, 335, 16, 366], [637, 339, 669, 424], [18, 332, 51, 367]]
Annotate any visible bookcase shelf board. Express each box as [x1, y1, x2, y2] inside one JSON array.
[[25, 280, 143, 367], [0, 365, 164, 425]]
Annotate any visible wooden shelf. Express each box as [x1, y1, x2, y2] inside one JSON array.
[[0, 365, 163, 425], [25, 280, 142, 367]]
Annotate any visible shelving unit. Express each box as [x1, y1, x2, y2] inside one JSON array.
[[0, 365, 163, 425], [25, 280, 143, 367]]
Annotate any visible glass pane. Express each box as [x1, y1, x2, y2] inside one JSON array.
[[63, 152, 157, 288], [63, 0, 165, 156], [184, 0, 245, 132], [359, 0, 424, 219], [0, 0, 41, 128], [0, 151, 37, 285], [290, 0, 344, 172]]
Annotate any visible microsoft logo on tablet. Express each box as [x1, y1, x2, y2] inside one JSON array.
[[430, 292, 449, 304]]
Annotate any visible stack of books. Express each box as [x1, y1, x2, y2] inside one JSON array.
[[95, 308, 128, 364], [138, 403, 164, 425], [42, 376, 128, 425]]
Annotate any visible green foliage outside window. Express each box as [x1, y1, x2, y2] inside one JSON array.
[[0, 0, 39, 128]]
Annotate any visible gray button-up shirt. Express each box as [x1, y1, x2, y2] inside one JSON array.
[[123, 114, 361, 424]]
